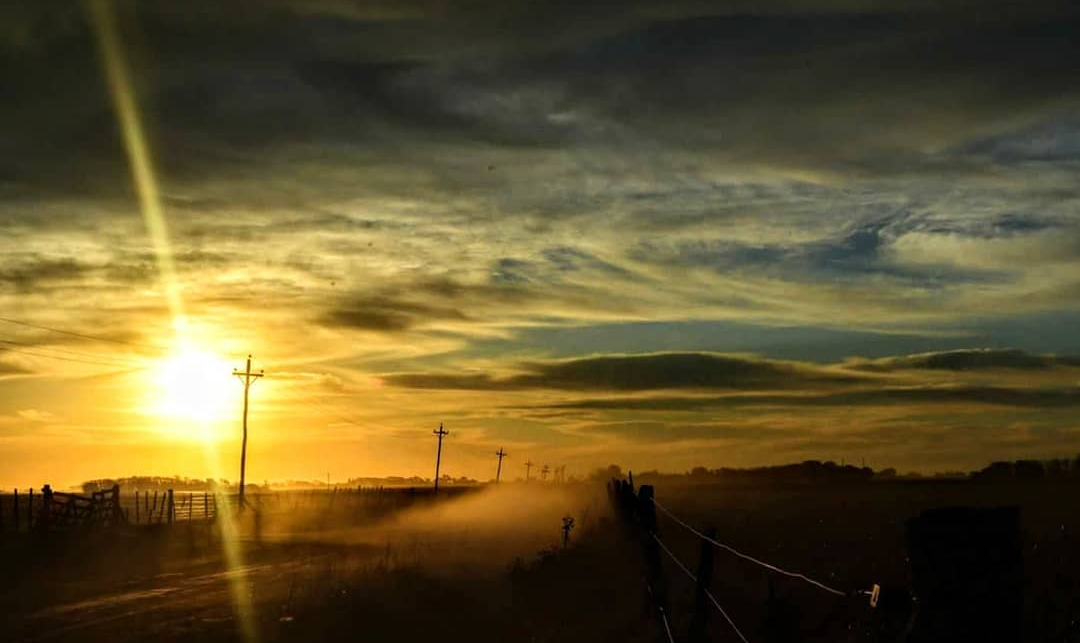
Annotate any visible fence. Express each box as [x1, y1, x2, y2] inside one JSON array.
[[608, 475, 1023, 643], [0, 484, 482, 535], [126, 489, 219, 525]]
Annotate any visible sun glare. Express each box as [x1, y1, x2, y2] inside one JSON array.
[[154, 349, 235, 424]]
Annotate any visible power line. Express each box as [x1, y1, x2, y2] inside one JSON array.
[[274, 386, 397, 434], [652, 532, 751, 643], [0, 316, 167, 351], [652, 497, 847, 598], [0, 337, 147, 369], [0, 341, 147, 370]]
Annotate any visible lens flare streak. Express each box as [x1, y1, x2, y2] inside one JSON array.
[[88, 3, 257, 641]]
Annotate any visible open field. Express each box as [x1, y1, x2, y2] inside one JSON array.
[[641, 478, 1080, 642], [1, 479, 1077, 642]]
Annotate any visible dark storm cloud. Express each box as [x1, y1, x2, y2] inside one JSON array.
[[383, 351, 870, 391], [3, 0, 1080, 207], [848, 348, 1080, 372], [385, 348, 1080, 412], [322, 297, 469, 332], [544, 385, 1080, 412], [321, 277, 537, 332]]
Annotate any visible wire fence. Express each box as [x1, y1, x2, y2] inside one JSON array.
[[651, 497, 851, 598], [609, 476, 884, 643], [652, 531, 751, 643]]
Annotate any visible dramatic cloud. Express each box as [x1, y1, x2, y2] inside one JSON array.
[[385, 351, 871, 391], [543, 386, 1080, 412], [847, 348, 1080, 372], [1, 1, 1079, 482]]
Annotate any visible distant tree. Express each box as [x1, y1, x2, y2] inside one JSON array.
[[973, 461, 1013, 481], [1014, 460, 1045, 480], [589, 464, 623, 481]]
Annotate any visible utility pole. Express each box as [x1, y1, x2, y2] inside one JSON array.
[[495, 448, 507, 483], [432, 423, 449, 493], [524, 460, 533, 482], [232, 354, 263, 510]]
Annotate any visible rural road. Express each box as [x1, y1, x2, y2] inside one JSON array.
[[9, 545, 352, 642]]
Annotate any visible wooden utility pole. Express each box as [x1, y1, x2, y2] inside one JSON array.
[[524, 460, 534, 482], [432, 423, 449, 493], [232, 354, 263, 510], [495, 448, 507, 483]]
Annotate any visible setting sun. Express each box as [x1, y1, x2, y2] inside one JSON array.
[[153, 349, 235, 424]]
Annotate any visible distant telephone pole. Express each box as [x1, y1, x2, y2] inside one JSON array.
[[524, 460, 534, 482], [432, 423, 449, 493], [232, 354, 263, 509], [495, 448, 507, 483]]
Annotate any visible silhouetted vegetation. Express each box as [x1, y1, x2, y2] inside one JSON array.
[[588, 455, 1080, 487]]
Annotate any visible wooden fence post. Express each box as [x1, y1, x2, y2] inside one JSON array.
[[12, 489, 19, 532], [188, 493, 193, 521], [167, 489, 174, 525], [688, 527, 716, 642], [40, 485, 52, 530], [204, 492, 209, 521], [27, 487, 33, 530], [110, 484, 123, 526], [135, 491, 140, 524], [637, 485, 672, 643]]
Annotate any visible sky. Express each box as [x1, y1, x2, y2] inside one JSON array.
[[1, 0, 1079, 488]]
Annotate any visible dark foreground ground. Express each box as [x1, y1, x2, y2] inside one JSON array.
[[647, 478, 1080, 642], [1, 480, 1077, 642], [0, 484, 653, 643]]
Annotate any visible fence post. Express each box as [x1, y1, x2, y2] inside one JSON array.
[[111, 484, 123, 526], [688, 526, 716, 642], [188, 493, 193, 521], [27, 487, 33, 530], [40, 485, 52, 531], [135, 491, 140, 524], [204, 492, 209, 521], [13, 489, 19, 532], [638, 485, 672, 643], [167, 489, 174, 525]]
